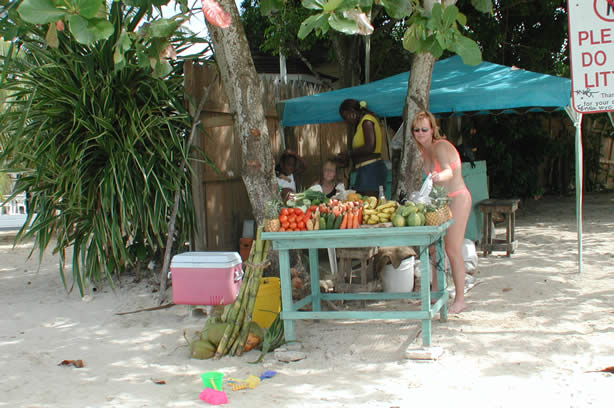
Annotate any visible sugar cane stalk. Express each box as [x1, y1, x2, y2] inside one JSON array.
[[221, 241, 255, 323], [214, 241, 256, 358], [215, 228, 264, 358], [235, 240, 270, 356], [230, 228, 266, 355], [228, 266, 256, 355]]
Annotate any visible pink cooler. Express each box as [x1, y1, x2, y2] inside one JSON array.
[[170, 252, 243, 305]]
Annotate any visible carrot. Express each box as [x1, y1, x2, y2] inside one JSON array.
[[346, 212, 354, 229], [357, 207, 363, 225], [352, 209, 360, 229], [340, 212, 349, 229]]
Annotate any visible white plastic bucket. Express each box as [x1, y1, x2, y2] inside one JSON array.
[[382, 256, 415, 293]]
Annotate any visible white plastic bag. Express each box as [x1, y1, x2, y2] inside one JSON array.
[[462, 238, 478, 272], [409, 174, 433, 204]]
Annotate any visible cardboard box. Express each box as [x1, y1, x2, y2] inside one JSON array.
[[170, 252, 243, 305]]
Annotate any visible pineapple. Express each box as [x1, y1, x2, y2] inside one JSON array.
[[424, 185, 453, 226], [263, 199, 282, 232]]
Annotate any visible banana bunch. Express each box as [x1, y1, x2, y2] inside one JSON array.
[[362, 197, 398, 224]]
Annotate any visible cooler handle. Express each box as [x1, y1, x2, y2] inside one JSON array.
[[234, 266, 244, 282]]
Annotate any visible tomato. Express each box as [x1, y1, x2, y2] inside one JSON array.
[[294, 208, 303, 215], [288, 215, 296, 223], [289, 222, 297, 229], [281, 221, 290, 229], [279, 214, 288, 223], [309, 205, 317, 211], [298, 220, 305, 229], [280, 208, 289, 216], [279, 227, 286, 232]]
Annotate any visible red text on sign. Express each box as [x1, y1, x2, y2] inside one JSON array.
[[584, 71, 614, 88], [583, 51, 608, 66], [578, 29, 613, 45]]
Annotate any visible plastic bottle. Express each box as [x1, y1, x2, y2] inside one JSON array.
[[378, 185, 386, 205]]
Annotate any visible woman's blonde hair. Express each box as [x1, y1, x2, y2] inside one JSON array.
[[411, 111, 443, 142], [319, 159, 338, 183]]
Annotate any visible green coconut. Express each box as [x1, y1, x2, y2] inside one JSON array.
[[190, 339, 216, 359], [203, 322, 229, 346]]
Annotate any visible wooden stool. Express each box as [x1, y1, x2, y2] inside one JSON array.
[[335, 247, 379, 293], [479, 199, 520, 257]]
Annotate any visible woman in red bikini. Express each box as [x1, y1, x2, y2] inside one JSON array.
[[411, 111, 471, 314]]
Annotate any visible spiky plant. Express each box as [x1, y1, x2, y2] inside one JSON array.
[[0, 3, 209, 294]]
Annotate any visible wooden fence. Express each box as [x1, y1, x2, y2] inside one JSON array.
[[184, 61, 346, 251], [587, 115, 614, 189]]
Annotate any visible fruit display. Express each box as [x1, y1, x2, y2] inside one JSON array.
[[265, 186, 452, 231]]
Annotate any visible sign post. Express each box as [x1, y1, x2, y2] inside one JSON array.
[[568, 0, 614, 112], [564, 1, 614, 272]]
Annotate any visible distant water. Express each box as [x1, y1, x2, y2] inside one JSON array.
[[0, 214, 27, 231]]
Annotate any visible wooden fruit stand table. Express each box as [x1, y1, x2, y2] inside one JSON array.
[[262, 219, 453, 347]]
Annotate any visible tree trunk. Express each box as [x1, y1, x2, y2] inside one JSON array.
[[205, 0, 280, 223], [394, 51, 436, 197], [331, 32, 361, 88], [393, 0, 457, 198]]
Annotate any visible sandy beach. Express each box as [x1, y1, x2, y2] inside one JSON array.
[[1, 192, 613, 408]]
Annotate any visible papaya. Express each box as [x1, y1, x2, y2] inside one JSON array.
[[392, 214, 406, 227], [190, 339, 216, 359], [406, 212, 422, 227], [417, 212, 426, 226]]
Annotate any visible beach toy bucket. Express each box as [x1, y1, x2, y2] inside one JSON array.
[[201, 371, 224, 390], [252, 277, 281, 329]]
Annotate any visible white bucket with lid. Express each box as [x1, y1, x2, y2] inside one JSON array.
[[382, 256, 415, 293]]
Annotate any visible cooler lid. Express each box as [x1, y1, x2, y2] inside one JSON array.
[[171, 251, 242, 268]]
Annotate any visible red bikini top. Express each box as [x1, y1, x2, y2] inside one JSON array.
[[423, 139, 461, 175]]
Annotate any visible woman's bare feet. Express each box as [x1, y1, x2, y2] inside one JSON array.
[[448, 300, 467, 314]]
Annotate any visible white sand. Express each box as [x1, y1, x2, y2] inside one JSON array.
[[1, 193, 613, 408]]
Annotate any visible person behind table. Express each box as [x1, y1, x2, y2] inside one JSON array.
[[314, 159, 343, 198], [337, 99, 387, 197], [275, 149, 304, 201], [411, 111, 472, 314]]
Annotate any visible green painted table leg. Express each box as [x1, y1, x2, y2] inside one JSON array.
[[278, 249, 296, 341], [419, 245, 432, 346], [308, 248, 321, 312], [436, 237, 448, 322]]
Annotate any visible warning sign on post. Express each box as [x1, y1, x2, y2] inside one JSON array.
[[568, 0, 614, 113]]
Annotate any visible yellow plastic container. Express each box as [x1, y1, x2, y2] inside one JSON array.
[[252, 277, 281, 329]]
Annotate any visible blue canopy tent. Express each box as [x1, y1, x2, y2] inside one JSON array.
[[277, 56, 586, 272]]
